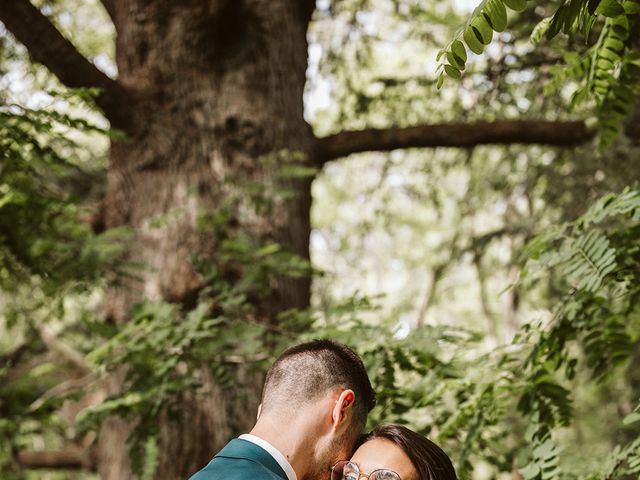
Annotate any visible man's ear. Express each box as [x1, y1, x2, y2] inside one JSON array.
[[331, 389, 356, 429], [257, 403, 262, 420]]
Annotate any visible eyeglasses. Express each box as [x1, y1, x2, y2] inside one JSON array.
[[330, 460, 401, 480]]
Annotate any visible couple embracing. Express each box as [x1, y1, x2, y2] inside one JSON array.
[[190, 340, 457, 480]]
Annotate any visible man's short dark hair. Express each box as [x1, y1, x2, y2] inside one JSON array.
[[260, 339, 376, 428]]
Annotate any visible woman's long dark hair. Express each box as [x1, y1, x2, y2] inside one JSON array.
[[359, 424, 458, 480]]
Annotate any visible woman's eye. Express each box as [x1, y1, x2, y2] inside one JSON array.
[[344, 475, 358, 480], [372, 470, 401, 480]]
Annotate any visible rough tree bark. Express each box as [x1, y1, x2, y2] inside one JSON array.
[[97, 1, 315, 478]]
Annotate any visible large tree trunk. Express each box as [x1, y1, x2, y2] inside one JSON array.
[[98, 1, 314, 478]]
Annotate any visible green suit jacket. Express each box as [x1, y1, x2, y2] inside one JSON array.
[[189, 438, 289, 480]]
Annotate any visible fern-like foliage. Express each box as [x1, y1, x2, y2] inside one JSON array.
[[435, 0, 528, 88], [358, 183, 639, 478], [439, 0, 640, 147], [582, 433, 640, 479], [507, 186, 640, 478], [579, 188, 640, 224], [519, 439, 563, 480], [564, 230, 617, 291]]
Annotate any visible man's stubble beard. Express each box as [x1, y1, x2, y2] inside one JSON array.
[[303, 431, 353, 480]]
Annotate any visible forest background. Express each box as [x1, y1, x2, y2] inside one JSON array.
[[1, 0, 639, 479]]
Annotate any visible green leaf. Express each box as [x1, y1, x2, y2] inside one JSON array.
[[533, 439, 557, 459], [570, 87, 588, 110], [451, 39, 467, 63], [563, 0, 583, 33], [280, 165, 319, 178], [624, 0, 640, 13], [598, 47, 621, 62], [596, 57, 615, 71], [582, 13, 598, 38], [255, 243, 281, 257], [546, 5, 567, 39], [483, 0, 508, 32], [471, 15, 494, 44], [504, 0, 527, 11], [446, 51, 465, 69], [530, 17, 553, 44], [589, 0, 603, 13], [519, 462, 540, 480], [595, 0, 625, 17], [563, 230, 617, 292], [623, 412, 640, 426], [464, 26, 486, 54], [603, 37, 625, 54], [444, 64, 462, 78], [610, 13, 630, 35], [436, 73, 445, 89]]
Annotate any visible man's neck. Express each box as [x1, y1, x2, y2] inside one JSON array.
[[249, 416, 312, 480]]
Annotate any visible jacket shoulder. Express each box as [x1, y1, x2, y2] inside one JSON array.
[[189, 455, 284, 480]]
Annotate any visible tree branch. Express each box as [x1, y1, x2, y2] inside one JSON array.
[[315, 120, 595, 164], [17, 447, 95, 470], [473, 252, 500, 345], [29, 373, 98, 412], [32, 324, 94, 375], [0, 0, 129, 127], [414, 264, 446, 329]]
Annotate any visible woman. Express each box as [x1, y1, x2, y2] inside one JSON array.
[[331, 424, 457, 480]]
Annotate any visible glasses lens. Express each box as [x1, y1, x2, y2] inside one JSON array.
[[370, 469, 402, 480], [331, 461, 360, 480]]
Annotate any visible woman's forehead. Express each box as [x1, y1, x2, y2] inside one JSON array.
[[351, 438, 417, 479]]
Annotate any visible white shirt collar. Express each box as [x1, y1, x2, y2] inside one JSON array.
[[239, 433, 297, 480]]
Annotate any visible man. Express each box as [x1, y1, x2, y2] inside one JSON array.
[[190, 339, 376, 480]]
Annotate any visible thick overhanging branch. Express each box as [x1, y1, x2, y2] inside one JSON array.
[[0, 0, 129, 127], [315, 120, 595, 164], [17, 447, 95, 470]]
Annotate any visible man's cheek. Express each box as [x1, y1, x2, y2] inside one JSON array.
[[337, 446, 351, 463]]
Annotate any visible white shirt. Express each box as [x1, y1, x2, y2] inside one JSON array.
[[239, 434, 298, 480]]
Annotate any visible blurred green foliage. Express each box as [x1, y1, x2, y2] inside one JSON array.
[[0, 102, 124, 290]]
